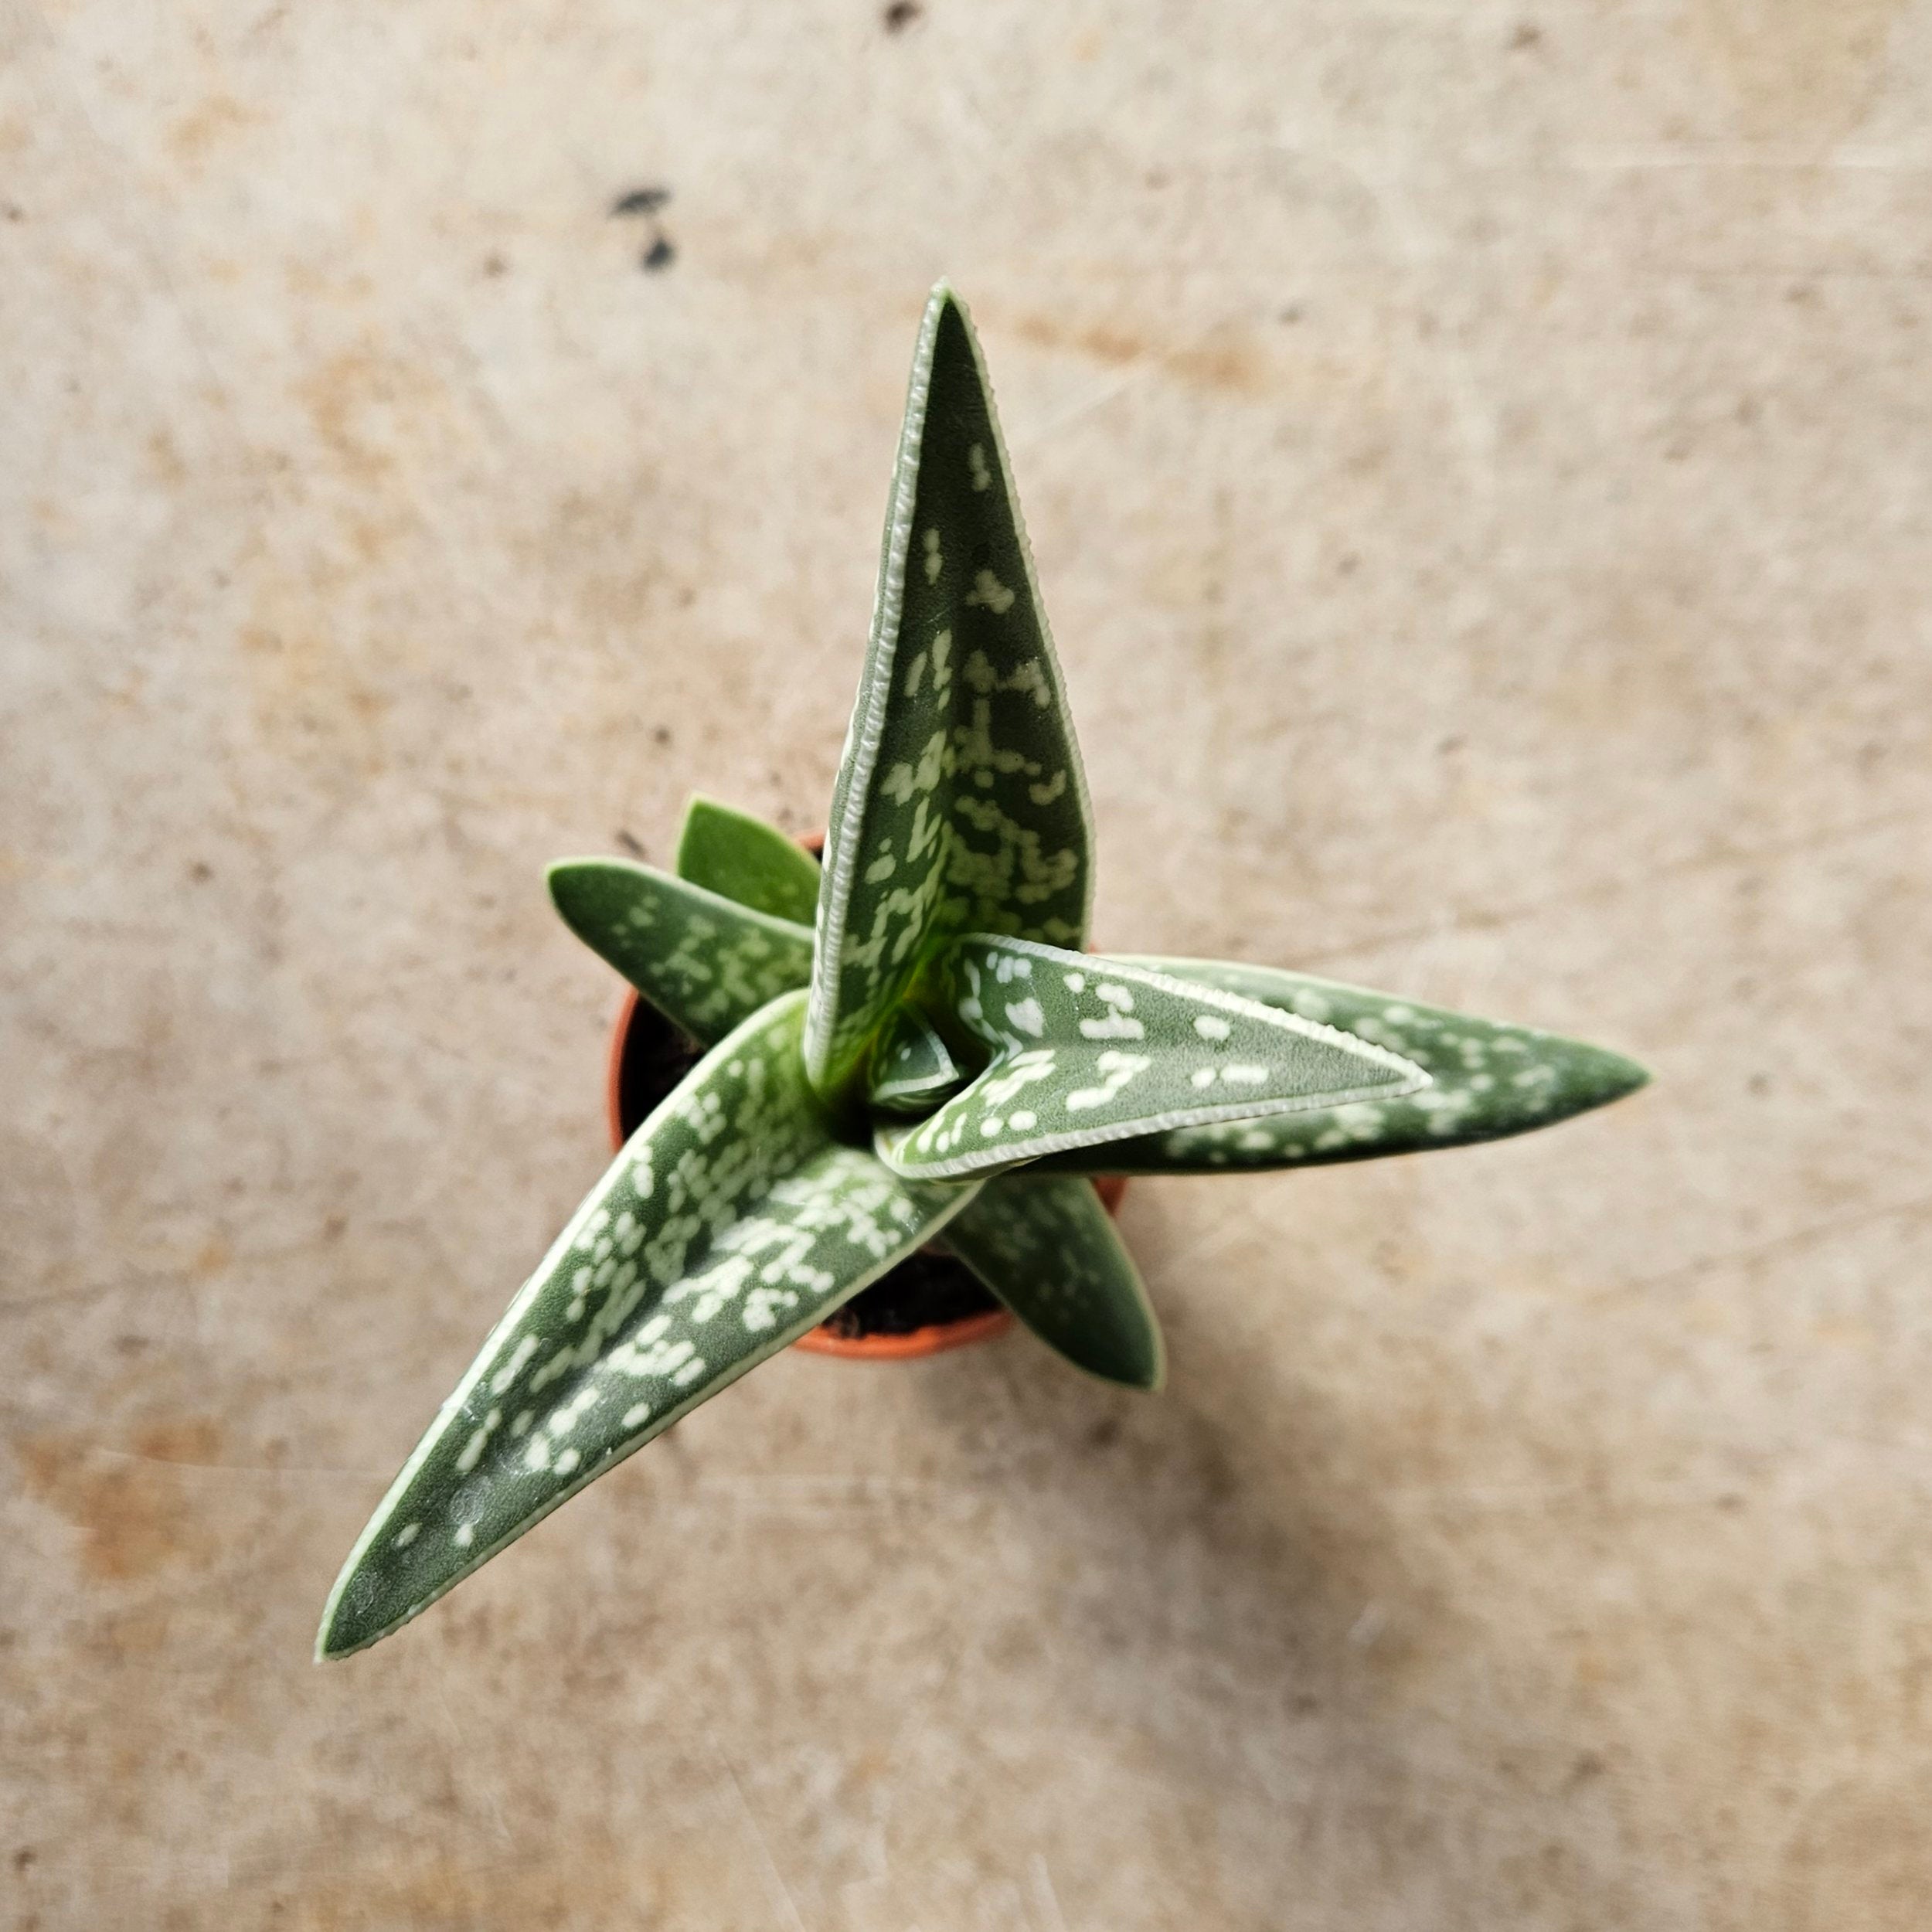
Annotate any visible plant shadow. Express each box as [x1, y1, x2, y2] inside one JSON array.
[[874, 1189, 1590, 1923]]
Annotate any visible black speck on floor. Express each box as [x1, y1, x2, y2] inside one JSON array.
[[641, 237, 675, 273], [614, 828, 646, 858], [883, 2, 921, 30], [611, 185, 672, 217]]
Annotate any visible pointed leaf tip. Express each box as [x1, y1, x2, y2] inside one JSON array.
[[548, 855, 813, 1046], [1036, 957, 1651, 1175], [805, 291, 1095, 1098], [944, 1175, 1164, 1390], [317, 992, 980, 1658], [1590, 1046, 1651, 1104], [673, 795, 821, 926]]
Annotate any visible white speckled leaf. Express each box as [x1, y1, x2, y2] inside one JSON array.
[[674, 794, 822, 927], [867, 1003, 965, 1115], [804, 285, 1094, 1100], [548, 857, 813, 1046], [318, 992, 978, 1658], [1030, 957, 1651, 1173], [875, 937, 1428, 1182], [944, 1175, 1163, 1389]]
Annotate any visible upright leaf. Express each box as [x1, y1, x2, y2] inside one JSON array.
[[675, 795, 822, 926], [805, 284, 1095, 1100], [318, 992, 978, 1659], [549, 858, 812, 1046], [1032, 957, 1651, 1173], [945, 1175, 1164, 1389], [875, 937, 1427, 1182]]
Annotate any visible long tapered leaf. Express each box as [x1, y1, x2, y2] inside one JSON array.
[[674, 795, 822, 926], [944, 1175, 1163, 1389], [548, 858, 813, 1046], [1030, 957, 1650, 1173], [318, 992, 978, 1658], [874, 937, 1427, 1182], [804, 285, 1094, 1100]]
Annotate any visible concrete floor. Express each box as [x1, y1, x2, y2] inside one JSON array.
[[5, 2, 1930, 1927]]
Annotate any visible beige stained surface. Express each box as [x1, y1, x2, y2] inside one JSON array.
[[5, 2, 1931, 1927]]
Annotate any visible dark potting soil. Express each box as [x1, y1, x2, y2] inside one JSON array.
[[613, 996, 1000, 1340]]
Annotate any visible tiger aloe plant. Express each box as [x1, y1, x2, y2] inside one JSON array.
[[318, 284, 1648, 1659]]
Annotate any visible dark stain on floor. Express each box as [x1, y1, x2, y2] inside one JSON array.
[[610, 185, 676, 272]]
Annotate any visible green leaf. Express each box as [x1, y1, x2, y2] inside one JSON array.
[[866, 1003, 966, 1116], [874, 937, 1427, 1182], [674, 794, 822, 926], [318, 992, 978, 1659], [1031, 956, 1651, 1173], [548, 857, 813, 1046], [804, 284, 1095, 1100], [944, 1175, 1163, 1389]]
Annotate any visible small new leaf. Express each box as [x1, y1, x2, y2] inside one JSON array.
[[944, 1175, 1163, 1389], [866, 1004, 966, 1116], [875, 937, 1427, 1181], [318, 992, 978, 1659], [805, 284, 1095, 1100], [675, 795, 822, 926], [1032, 957, 1650, 1173], [548, 858, 812, 1046]]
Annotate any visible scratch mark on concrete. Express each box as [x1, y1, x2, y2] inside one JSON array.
[[1028, 1852, 1073, 1932], [1587, 1191, 1932, 1311], [433, 1679, 515, 1849], [1301, 804, 1932, 975], [708, 1733, 810, 1932]]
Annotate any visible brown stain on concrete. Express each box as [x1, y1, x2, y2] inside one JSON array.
[[189, 1234, 233, 1280], [1775, 1770, 1932, 1930], [145, 429, 186, 487], [285, 260, 378, 306], [17, 1418, 225, 1583], [167, 94, 262, 165], [1685, 0, 1908, 144], [294, 345, 407, 488], [238, 621, 390, 720], [1007, 309, 1273, 397], [222, 337, 464, 763]]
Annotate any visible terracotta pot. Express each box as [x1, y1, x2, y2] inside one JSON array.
[[603, 834, 1127, 1359]]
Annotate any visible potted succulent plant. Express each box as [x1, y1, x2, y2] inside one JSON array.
[[318, 285, 1647, 1660]]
